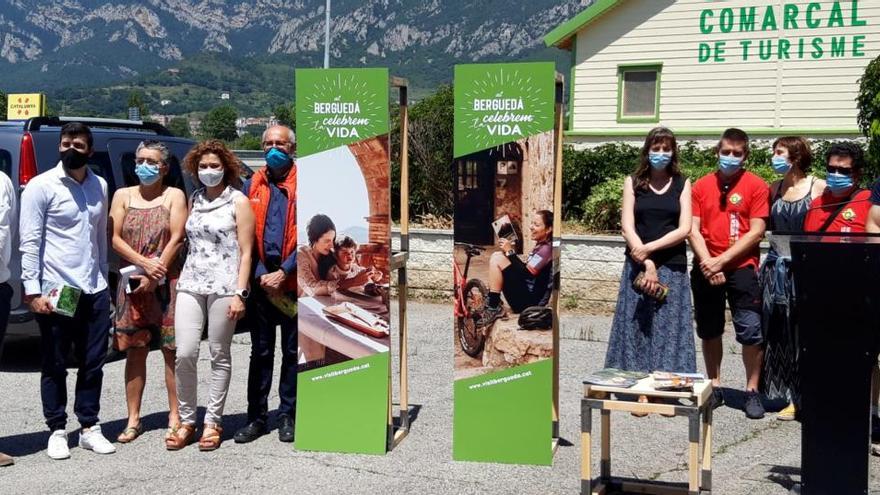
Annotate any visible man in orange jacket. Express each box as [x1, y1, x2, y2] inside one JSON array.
[[235, 125, 298, 443]]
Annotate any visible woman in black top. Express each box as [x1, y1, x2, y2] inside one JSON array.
[[604, 127, 696, 415]]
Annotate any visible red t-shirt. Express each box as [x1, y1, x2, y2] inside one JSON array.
[[803, 189, 871, 233], [692, 171, 770, 270]]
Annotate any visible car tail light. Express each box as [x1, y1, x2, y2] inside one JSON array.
[[19, 132, 37, 187]]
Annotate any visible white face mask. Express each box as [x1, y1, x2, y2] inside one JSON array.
[[198, 168, 224, 187]]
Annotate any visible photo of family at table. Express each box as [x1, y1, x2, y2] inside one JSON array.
[[295, 143, 392, 372]]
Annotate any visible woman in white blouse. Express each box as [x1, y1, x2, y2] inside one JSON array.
[[166, 140, 254, 452]]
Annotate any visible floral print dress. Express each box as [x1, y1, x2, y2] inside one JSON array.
[[114, 193, 181, 350]]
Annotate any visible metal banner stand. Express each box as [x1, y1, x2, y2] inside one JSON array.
[[550, 71, 565, 454], [388, 76, 411, 451]]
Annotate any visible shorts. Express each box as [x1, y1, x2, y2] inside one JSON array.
[[501, 264, 542, 314], [691, 266, 763, 346]]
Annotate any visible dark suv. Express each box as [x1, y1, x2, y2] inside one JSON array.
[[0, 117, 197, 356]]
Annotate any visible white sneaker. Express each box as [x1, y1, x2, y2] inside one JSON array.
[[47, 430, 70, 460], [78, 425, 116, 454]]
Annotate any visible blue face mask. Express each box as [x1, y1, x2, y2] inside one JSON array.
[[718, 155, 743, 176], [134, 162, 161, 185], [648, 152, 672, 170], [266, 147, 292, 170], [771, 156, 791, 175], [826, 172, 854, 194]]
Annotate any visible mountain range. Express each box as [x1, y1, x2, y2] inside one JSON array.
[[0, 0, 586, 116]]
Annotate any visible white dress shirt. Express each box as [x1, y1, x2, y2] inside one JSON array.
[[0, 172, 16, 284], [19, 162, 109, 296]]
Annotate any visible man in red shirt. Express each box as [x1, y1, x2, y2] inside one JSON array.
[[815, 142, 880, 453], [690, 128, 769, 419], [804, 142, 870, 233]]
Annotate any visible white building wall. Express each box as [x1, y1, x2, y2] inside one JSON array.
[[570, 0, 880, 136]]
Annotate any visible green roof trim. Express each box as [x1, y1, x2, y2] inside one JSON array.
[[544, 0, 625, 49], [564, 128, 862, 138]]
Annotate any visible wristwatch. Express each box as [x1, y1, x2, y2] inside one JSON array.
[[505, 249, 516, 257], [235, 288, 250, 300]]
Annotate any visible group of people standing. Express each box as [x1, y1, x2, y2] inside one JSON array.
[[0, 122, 298, 465], [0, 120, 876, 466], [606, 127, 876, 430]]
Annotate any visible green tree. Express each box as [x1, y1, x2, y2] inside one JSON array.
[[167, 116, 192, 138], [232, 133, 262, 150], [200, 105, 238, 141], [392, 84, 454, 222], [127, 90, 148, 118], [858, 54, 880, 177], [273, 103, 296, 131]]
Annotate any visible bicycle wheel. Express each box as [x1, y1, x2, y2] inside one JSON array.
[[457, 278, 488, 358]]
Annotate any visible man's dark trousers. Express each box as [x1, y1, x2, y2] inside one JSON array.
[[37, 289, 111, 431], [246, 285, 297, 422]]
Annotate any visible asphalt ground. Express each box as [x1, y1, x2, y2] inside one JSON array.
[[0, 302, 877, 494]]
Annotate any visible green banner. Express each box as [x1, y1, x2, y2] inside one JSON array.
[[295, 67, 392, 455], [295, 353, 390, 454], [452, 61, 558, 466], [296, 67, 390, 157], [454, 62, 555, 158], [453, 360, 553, 464]]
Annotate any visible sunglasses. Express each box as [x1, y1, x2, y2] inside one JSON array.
[[826, 165, 854, 176]]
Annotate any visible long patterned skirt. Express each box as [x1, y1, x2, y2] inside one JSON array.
[[604, 259, 696, 373], [759, 253, 800, 405]]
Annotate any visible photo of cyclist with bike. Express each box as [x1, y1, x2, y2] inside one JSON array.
[[453, 135, 557, 380]]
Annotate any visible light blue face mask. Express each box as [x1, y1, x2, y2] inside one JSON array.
[[772, 155, 791, 175], [826, 172, 854, 194], [135, 162, 161, 185], [718, 155, 743, 176], [265, 147, 292, 170], [648, 152, 672, 170]]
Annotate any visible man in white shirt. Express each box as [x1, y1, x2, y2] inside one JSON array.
[[19, 122, 115, 460], [0, 169, 15, 467]]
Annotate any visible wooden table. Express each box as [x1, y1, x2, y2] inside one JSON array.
[[298, 296, 390, 361], [581, 377, 714, 495]]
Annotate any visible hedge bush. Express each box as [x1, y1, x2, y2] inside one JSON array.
[[562, 143, 639, 220], [858, 54, 880, 178], [574, 139, 858, 233]]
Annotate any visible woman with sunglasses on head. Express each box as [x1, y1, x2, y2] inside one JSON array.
[[109, 140, 188, 445], [759, 137, 824, 422], [604, 127, 695, 417], [166, 140, 255, 452]]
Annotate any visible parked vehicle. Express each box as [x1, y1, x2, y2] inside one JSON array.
[[0, 117, 197, 359]]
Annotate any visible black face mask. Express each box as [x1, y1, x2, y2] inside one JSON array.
[[60, 148, 89, 170]]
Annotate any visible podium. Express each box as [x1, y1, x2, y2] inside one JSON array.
[[789, 233, 880, 495]]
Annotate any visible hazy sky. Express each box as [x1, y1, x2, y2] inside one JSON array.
[[297, 146, 369, 245]]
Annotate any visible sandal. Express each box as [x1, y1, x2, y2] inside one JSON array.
[[117, 423, 143, 443], [631, 395, 649, 418], [198, 424, 223, 452], [165, 424, 196, 451], [164, 425, 177, 442]]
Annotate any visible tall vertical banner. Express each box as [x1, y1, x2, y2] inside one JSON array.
[[452, 62, 558, 465], [295, 68, 392, 454]]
